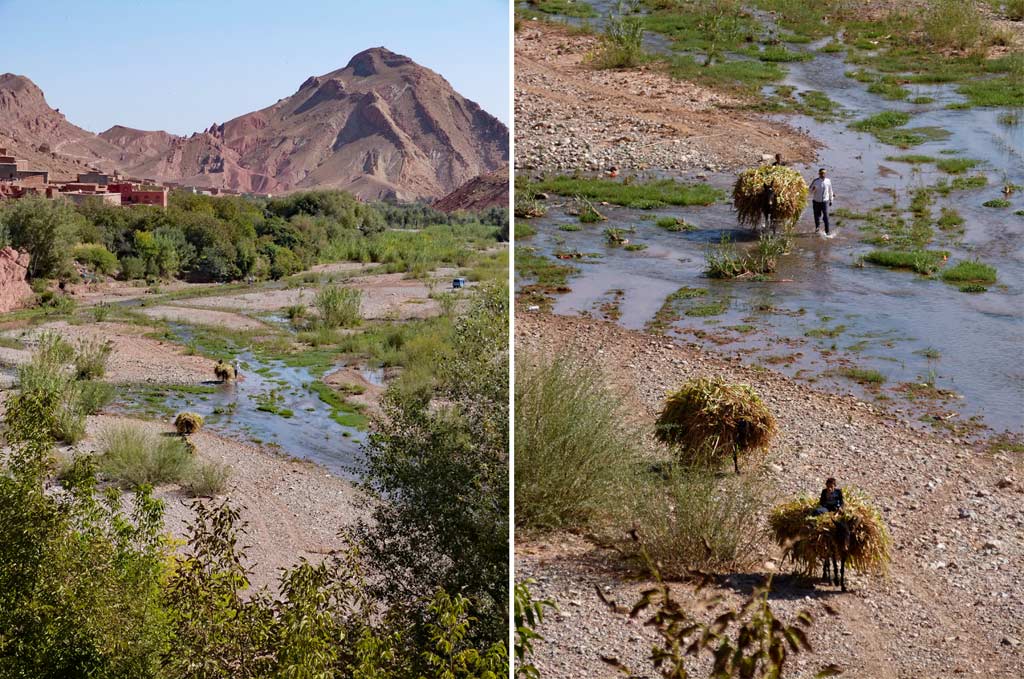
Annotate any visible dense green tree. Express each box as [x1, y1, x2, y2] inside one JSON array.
[[0, 196, 84, 278], [356, 284, 509, 642]]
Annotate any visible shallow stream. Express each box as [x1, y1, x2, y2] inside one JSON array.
[[117, 324, 370, 479], [521, 7, 1024, 435]]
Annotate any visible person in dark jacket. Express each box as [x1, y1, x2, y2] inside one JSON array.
[[812, 477, 844, 516]]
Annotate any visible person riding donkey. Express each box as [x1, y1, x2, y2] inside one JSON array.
[[812, 477, 844, 516]]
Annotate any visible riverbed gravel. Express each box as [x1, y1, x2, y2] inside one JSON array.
[[514, 22, 818, 176], [516, 312, 1023, 679]]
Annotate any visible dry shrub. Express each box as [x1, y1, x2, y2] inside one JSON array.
[[769, 489, 892, 575], [654, 378, 776, 472], [99, 424, 192, 489], [174, 411, 204, 436], [621, 466, 766, 575], [732, 165, 809, 229]]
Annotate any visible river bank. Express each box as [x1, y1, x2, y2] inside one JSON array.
[[516, 311, 1023, 678]]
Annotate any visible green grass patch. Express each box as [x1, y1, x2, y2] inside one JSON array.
[[936, 158, 980, 174], [516, 247, 577, 287], [884, 154, 935, 164], [850, 111, 910, 132], [864, 249, 949, 275], [669, 55, 785, 96], [308, 380, 368, 429], [939, 260, 997, 284], [958, 284, 988, 293], [910, 96, 936, 104], [874, 126, 950, 148], [867, 80, 910, 100], [839, 367, 887, 385], [655, 216, 697, 231], [950, 175, 988, 191], [515, 222, 537, 239], [958, 77, 1024, 108], [982, 199, 1011, 208], [805, 324, 846, 339], [558, 223, 583, 231], [526, 176, 724, 208], [645, 286, 708, 334], [685, 301, 729, 317], [937, 207, 965, 231]]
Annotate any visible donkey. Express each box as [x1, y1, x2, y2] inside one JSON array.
[[822, 516, 853, 592], [759, 184, 778, 235]]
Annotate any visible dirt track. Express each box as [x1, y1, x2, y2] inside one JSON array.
[[516, 312, 1023, 679]]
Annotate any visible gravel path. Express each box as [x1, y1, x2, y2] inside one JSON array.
[[516, 312, 1023, 679], [514, 22, 818, 176]]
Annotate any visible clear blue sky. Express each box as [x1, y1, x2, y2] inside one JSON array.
[[0, 0, 509, 134]]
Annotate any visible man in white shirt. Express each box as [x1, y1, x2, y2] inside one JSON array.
[[808, 167, 835, 238]]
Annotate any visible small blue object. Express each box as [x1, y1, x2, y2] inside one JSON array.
[[452, 277, 467, 289]]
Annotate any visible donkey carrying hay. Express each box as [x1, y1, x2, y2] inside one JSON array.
[[769, 490, 892, 592]]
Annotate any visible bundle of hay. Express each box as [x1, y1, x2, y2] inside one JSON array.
[[654, 378, 776, 473], [769, 490, 892, 575], [732, 165, 808, 229], [214, 361, 236, 382], [174, 412, 205, 436]]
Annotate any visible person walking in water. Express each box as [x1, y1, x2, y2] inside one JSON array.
[[809, 167, 835, 238]]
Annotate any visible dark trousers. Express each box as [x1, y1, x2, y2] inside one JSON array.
[[812, 200, 830, 234]]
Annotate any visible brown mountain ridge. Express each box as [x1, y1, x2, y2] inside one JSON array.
[[0, 47, 508, 201]]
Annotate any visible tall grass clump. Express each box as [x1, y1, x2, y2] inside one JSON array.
[[98, 424, 193, 489], [184, 461, 231, 497], [654, 378, 776, 473], [314, 285, 362, 328], [16, 332, 113, 444], [73, 338, 113, 380], [922, 0, 989, 51], [514, 353, 642, 530], [594, 0, 645, 69], [621, 466, 765, 574], [704, 233, 788, 278]]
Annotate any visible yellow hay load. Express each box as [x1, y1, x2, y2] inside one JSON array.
[[769, 489, 892, 575], [654, 378, 776, 473], [214, 361, 236, 382], [732, 165, 808, 229], [174, 411, 205, 436]]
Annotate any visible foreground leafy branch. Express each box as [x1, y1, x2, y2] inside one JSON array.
[[597, 537, 842, 679]]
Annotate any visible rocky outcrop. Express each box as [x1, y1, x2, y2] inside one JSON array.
[[433, 165, 509, 212], [1, 47, 508, 201], [0, 247, 34, 313]]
